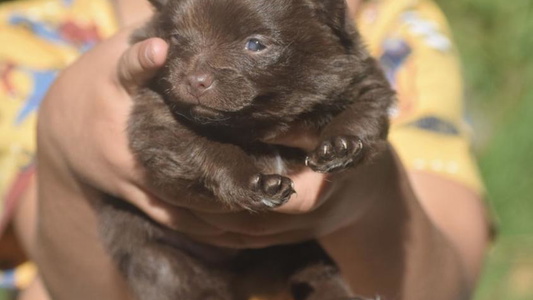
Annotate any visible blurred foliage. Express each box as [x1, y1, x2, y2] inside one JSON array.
[[435, 0, 533, 299]]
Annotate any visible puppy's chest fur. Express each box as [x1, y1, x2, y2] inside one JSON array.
[[98, 0, 394, 299]]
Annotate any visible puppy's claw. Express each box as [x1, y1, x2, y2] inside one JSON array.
[[306, 136, 364, 173], [251, 174, 295, 209]]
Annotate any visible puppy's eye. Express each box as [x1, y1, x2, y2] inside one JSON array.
[[245, 38, 267, 52]]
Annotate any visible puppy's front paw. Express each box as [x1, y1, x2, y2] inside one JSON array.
[[250, 174, 295, 209], [306, 136, 363, 173]]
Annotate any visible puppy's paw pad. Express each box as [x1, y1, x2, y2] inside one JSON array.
[[306, 136, 363, 173], [251, 174, 295, 208]]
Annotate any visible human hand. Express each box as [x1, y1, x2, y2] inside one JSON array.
[[35, 25, 177, 300], [37, 26, 228, 238], [188, 140, 397, 249]]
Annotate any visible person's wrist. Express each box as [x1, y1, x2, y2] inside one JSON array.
[[316, 145, 413, 263], [324, 144, 407, 227], [316, 146, 469, 299], [315, 152, 410, 297], [317, 148, 414, 238]]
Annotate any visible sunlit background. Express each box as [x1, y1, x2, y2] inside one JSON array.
[[0, 0, 531, 299], [433, 0, 533, 299]]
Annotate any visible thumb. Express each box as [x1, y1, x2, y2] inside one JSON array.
[[118, 37, 168, 93]]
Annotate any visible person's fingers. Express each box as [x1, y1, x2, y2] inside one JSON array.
[[192, 228, 316, 249], [117, 183, 225, 236], [154, 189, 243, 214], [263, 130, 333, 214], [193, 210, 302, 237], [264, 128, 320, 152], [168, 169, 330, 215], [274, 169, 332, 214], [118, 37, 168, 92]]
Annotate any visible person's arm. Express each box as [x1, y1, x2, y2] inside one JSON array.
[[319, 148, 479, 300], [267, 127, 489, 299], [30, 28, 170, 300], [408, 170, 490, 287]]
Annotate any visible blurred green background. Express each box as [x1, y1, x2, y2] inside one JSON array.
[[433, 0, 533, 299], [0, 0, 531, 299]]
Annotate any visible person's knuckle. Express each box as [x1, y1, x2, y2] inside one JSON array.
[[119, 47, 140, 81], [138, 41, 155, 70]]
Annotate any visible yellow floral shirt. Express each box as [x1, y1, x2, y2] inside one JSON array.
[[357, 0, 483, 193], [0, 0, 116, 290]]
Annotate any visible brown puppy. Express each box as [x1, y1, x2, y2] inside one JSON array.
[[98, 0, 394, 299]]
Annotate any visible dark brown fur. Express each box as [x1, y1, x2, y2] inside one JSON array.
[[98, 0, 394, 299]]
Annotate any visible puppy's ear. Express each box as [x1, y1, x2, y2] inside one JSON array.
[[148, 0, 168, 10], [309, 0, 357, 49]]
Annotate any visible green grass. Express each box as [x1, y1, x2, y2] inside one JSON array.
[[0, 290, 8, 299], [435, 0, 533, 299]]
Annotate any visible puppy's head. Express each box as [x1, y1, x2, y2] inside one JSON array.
[[143, 0, 366, 129]]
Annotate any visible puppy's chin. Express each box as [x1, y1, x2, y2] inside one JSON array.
[[188, 105, 231, 125]]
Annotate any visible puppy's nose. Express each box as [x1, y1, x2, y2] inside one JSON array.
[[187, 72, 214, 97]]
